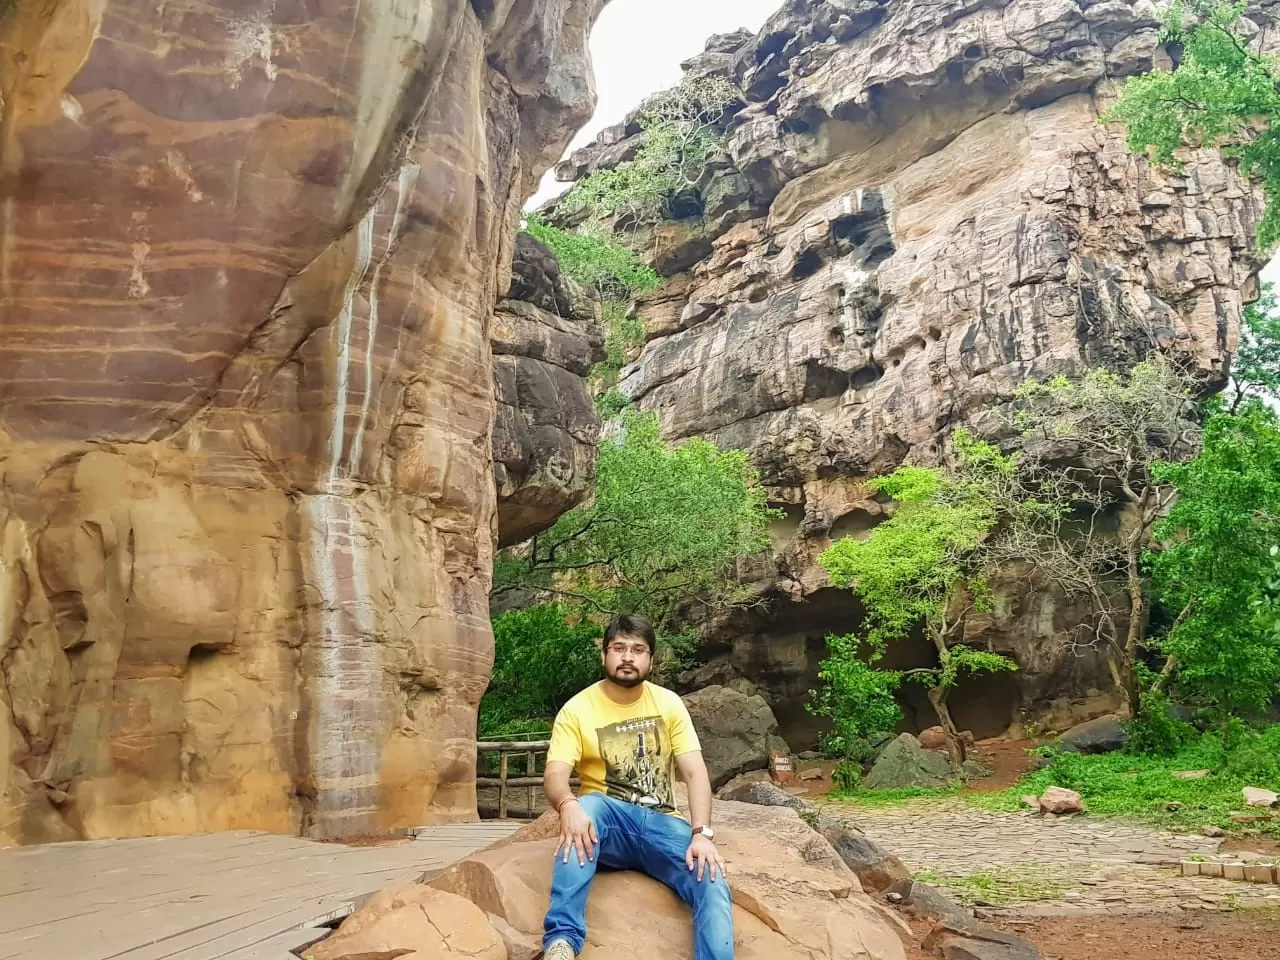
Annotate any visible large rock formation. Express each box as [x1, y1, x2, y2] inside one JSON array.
[[553, 0, 1268, 745], [493, 233, 605, 547], [314, 798, 909, 960], [681, 684, 789, 788], [0, 0, 605, 843]]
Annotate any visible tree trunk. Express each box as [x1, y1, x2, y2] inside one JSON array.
[[1121, 519, 1147, 718], [927, 684, 966, 767]]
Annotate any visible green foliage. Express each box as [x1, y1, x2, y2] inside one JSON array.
[[808, 635, 903, 760], [479, 604, 602, 737], [1151, 401, 1280, 716], [937, 645, 1020, 690], [975, 727, 1280, 837], [1125, 690, 1199, 757], [564, 76, 739, 227], [818, 464, 995, 652], [594, 388, 631, 419], [1013, 357, 1198, 715], [1235, 284, 1280, 404], [1012, 358, 1195, 486], [832, 760, 863, 792], [1104, 1, 1280, 251], [602, 300, 646, 370], [911, 867, 1067, 907], [496, 410, 778, 633], [523, 216, 661, 299], [814, 433, 1020, 758]]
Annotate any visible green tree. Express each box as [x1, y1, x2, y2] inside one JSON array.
[[495, 410, 779, 636], [1233, 283, 1280, 407], [480, 604, 603, 737], [817, 433, 1019, 765], [564, 76, 739, 229], [1105, 0, 1280, 250], [1013, 358, 1199, 714], [1150, 401, 1280, 717]]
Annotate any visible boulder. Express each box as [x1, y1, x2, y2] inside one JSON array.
[[1244, 787, 1280, 808], [815, 815, 912, 893], [703, 780, 910, 893], [884, 879, 971, 925], [1038, 787, 1084, 815], [918, 726, 948, 750], [922, 918, 1043, 960], [309, 884, 505, 960], [682, 686, 790, 788], [420, 799, 908, 960], [1057, 716, 1129, 755], [716, 778, 812, 814], [862, 734, 955, 791]]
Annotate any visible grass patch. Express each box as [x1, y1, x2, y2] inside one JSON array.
[[969, 731, 1280, 838], [830, 783, 964, 808], [912, 865, 1068, 906]]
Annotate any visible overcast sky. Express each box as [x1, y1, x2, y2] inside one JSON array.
[[528, 0, 782, 208]]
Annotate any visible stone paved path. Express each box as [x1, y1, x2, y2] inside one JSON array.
[[820, 797, 1280, 917]]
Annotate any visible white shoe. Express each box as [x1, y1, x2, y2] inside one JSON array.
[[543, 940, 576, 960]]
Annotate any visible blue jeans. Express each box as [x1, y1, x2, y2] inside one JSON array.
[[543, 793, 734, 958]]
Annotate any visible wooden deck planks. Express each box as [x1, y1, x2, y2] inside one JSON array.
[[0, 823, 520, 960]]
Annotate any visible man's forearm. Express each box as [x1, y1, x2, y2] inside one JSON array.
[[686, 765, 713, 828], [543, 763, 576, 812]]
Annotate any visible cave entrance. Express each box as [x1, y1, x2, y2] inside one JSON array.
[[719, 587, 1023, 750]]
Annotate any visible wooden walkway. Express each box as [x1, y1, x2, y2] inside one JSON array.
[[0, 823, 520, 960]]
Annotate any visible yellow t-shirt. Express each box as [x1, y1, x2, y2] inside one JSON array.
[[546, 681, 701, 815]]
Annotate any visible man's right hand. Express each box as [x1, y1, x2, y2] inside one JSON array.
[[556, 799, 598, 866]]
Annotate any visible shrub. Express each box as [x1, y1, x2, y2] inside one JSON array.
[[479, 604, 602, 737], [808, 635, 903, 761]]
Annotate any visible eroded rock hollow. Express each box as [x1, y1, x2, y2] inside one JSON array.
[[554, 0, 1268, 744], [0, 0, 605, 843]]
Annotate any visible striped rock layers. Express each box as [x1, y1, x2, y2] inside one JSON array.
[[0, 0, 604, 842]]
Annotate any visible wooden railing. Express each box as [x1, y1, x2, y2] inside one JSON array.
[[476, 739, 578, 820]]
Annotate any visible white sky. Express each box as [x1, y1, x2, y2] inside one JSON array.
[[528, 0, 782, 208]]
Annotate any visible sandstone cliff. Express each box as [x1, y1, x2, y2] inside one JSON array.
[[553, 0, 1268, 745], [0, 0, 605, 843], [493, 233, 605, 548]]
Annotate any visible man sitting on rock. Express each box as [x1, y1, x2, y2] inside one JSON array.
[[540, 614, 733, 960]]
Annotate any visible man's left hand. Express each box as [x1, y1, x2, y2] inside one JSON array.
[[685, 834, 725, 882]]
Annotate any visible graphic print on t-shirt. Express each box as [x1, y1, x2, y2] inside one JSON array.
[[595, 715, 674, 812]]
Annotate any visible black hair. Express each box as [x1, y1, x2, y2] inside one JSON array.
[[603, 614, 656, 655]]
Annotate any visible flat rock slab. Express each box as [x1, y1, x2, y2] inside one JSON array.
[[0, 824, 518, 960]]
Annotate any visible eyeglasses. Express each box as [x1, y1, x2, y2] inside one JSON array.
[[605, 643, 650, 657]]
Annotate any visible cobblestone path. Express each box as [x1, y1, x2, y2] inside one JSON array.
[[820, 797, 1280, 917]]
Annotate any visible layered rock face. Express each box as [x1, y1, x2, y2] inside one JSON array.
[[0, 0, 604, 843], [493, 233, 605, 548], [559, 0, 1266, 743]]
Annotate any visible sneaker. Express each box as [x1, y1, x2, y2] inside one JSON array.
[[542, 940, 576, 960]]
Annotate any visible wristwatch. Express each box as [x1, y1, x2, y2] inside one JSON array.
[[691, 824, 715, 840]]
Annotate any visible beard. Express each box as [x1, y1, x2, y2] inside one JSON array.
[[605, 664, 647, 688]]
